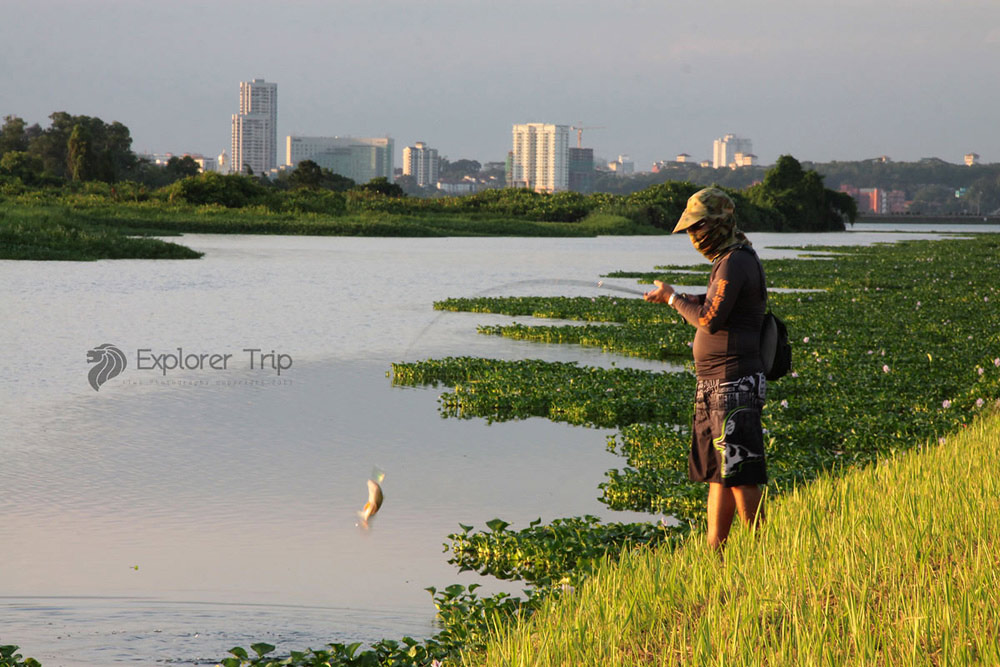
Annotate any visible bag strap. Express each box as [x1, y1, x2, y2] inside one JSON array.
[[736, 244, 768, 305]]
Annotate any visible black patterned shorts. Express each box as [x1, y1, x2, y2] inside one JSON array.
[[690, 372, 768, 487]]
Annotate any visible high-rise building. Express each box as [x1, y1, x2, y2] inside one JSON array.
[[231, 78, 277, 175], [510, 123, 569, 192], [712, 134, 752, 169], [286, 136, 394, 184], [568, 147, 594, 193], [402, 142, 440, 187]]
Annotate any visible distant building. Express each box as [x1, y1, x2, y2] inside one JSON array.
[[286, 136, 394, 184], [840, 185, 907, 214], [712, 134, 752, 169], [652, 154, 698, 172], [231, 78, 278, 175], [144, 152, 217, 172], [732, 152, 757, 168], [965, 152, 980, 166], [402, 142, 440, 187], [190, 154, 217, 172], [568, 147, 595, 193], [607, 155, 634, 175], [436, 177, 482, 195], [510, 123, 570, 192]]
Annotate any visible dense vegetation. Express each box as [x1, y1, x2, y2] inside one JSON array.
[[476, 410, 1000, 666], [0, 158, 855, 259], [2, 112, 862, 260], [0, 206, 202, 261], [595, 155, 1000, 216]]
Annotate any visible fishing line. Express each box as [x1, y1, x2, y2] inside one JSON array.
[[399, 277, 648, 359]]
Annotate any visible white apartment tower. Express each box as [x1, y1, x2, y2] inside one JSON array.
[[231, 78, 277, 175], [712, 134, 753, 169], [511, 123, 569, 192], [402, 142, 440, 187]]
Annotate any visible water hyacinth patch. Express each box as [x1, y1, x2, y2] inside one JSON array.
[[412, 235, 1000, 523]]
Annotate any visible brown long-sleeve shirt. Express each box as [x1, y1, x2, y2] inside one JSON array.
[[673, 246, 766, 380]]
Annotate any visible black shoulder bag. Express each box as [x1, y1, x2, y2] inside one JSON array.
[[742, 246, 791, 380]]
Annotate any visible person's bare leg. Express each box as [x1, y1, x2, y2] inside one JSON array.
[[706, 482, 736, 549], [732, 484, 764, 530]]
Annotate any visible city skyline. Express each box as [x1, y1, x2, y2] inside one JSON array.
[[3, 1, 999, 170]]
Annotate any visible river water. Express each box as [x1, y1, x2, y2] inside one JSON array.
[[1, 223, 995, 665]]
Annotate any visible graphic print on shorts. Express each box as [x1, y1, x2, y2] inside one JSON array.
[[713, 406, 765, 479]]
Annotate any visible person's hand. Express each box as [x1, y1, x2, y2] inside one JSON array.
[[643, 280, 675, 304]]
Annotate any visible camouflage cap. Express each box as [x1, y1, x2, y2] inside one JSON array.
[[672, 187, 736, 234]]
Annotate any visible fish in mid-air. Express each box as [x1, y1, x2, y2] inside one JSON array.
[[358, 468, 385, 526]]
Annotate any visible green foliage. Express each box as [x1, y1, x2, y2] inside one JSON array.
[[440, 158, 482, 180], [19, 112, 136, 182], [745, 154, 856, 230], [287, 159, 356, 192], [428, 237, 1000, 524], [446, 516, 684, 587], [219, 584, 535, 667], [476, 411, 1000, 666], [162, 171, 269, 208], [0, 645, 40, 667], [66, 124, 94, 182], [392, 357, 693, 428], [164, 155, 200, 179], [355, 176, 405, 198], [0, 151, 47, 186], [0, 206, 202, 260], [622, 180, 702, 229]]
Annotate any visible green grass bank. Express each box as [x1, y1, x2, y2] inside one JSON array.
[[0, 200, 656, 260], [473, 410, 1000, 666], [0, 205, 202, 261]]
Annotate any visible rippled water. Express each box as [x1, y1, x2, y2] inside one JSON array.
[[0, 227, 989, 665]]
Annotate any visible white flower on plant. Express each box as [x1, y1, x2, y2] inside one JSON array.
[[976, 398, 984, 408], [803, 336, 810, 343], [882, 365, 890, 373], [942, 399, 952, 409], [791, 371, 799, 378], [978, 367, 984, 376], [780, 399, 789, 408], [994, 358, 1000, 367]]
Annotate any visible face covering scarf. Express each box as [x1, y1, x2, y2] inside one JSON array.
[[689, 217, 750, 261]]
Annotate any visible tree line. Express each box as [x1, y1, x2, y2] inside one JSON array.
[[1, 112, 855, 231], [593, 155, 1000, 216]]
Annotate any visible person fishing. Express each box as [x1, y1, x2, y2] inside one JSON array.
[[644, 187, 768, 550]]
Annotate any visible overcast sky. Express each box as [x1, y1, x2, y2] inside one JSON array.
[[4, 0, 999, 169]]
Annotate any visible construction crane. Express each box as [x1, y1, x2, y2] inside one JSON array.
[[570, 124, 605, 149]]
